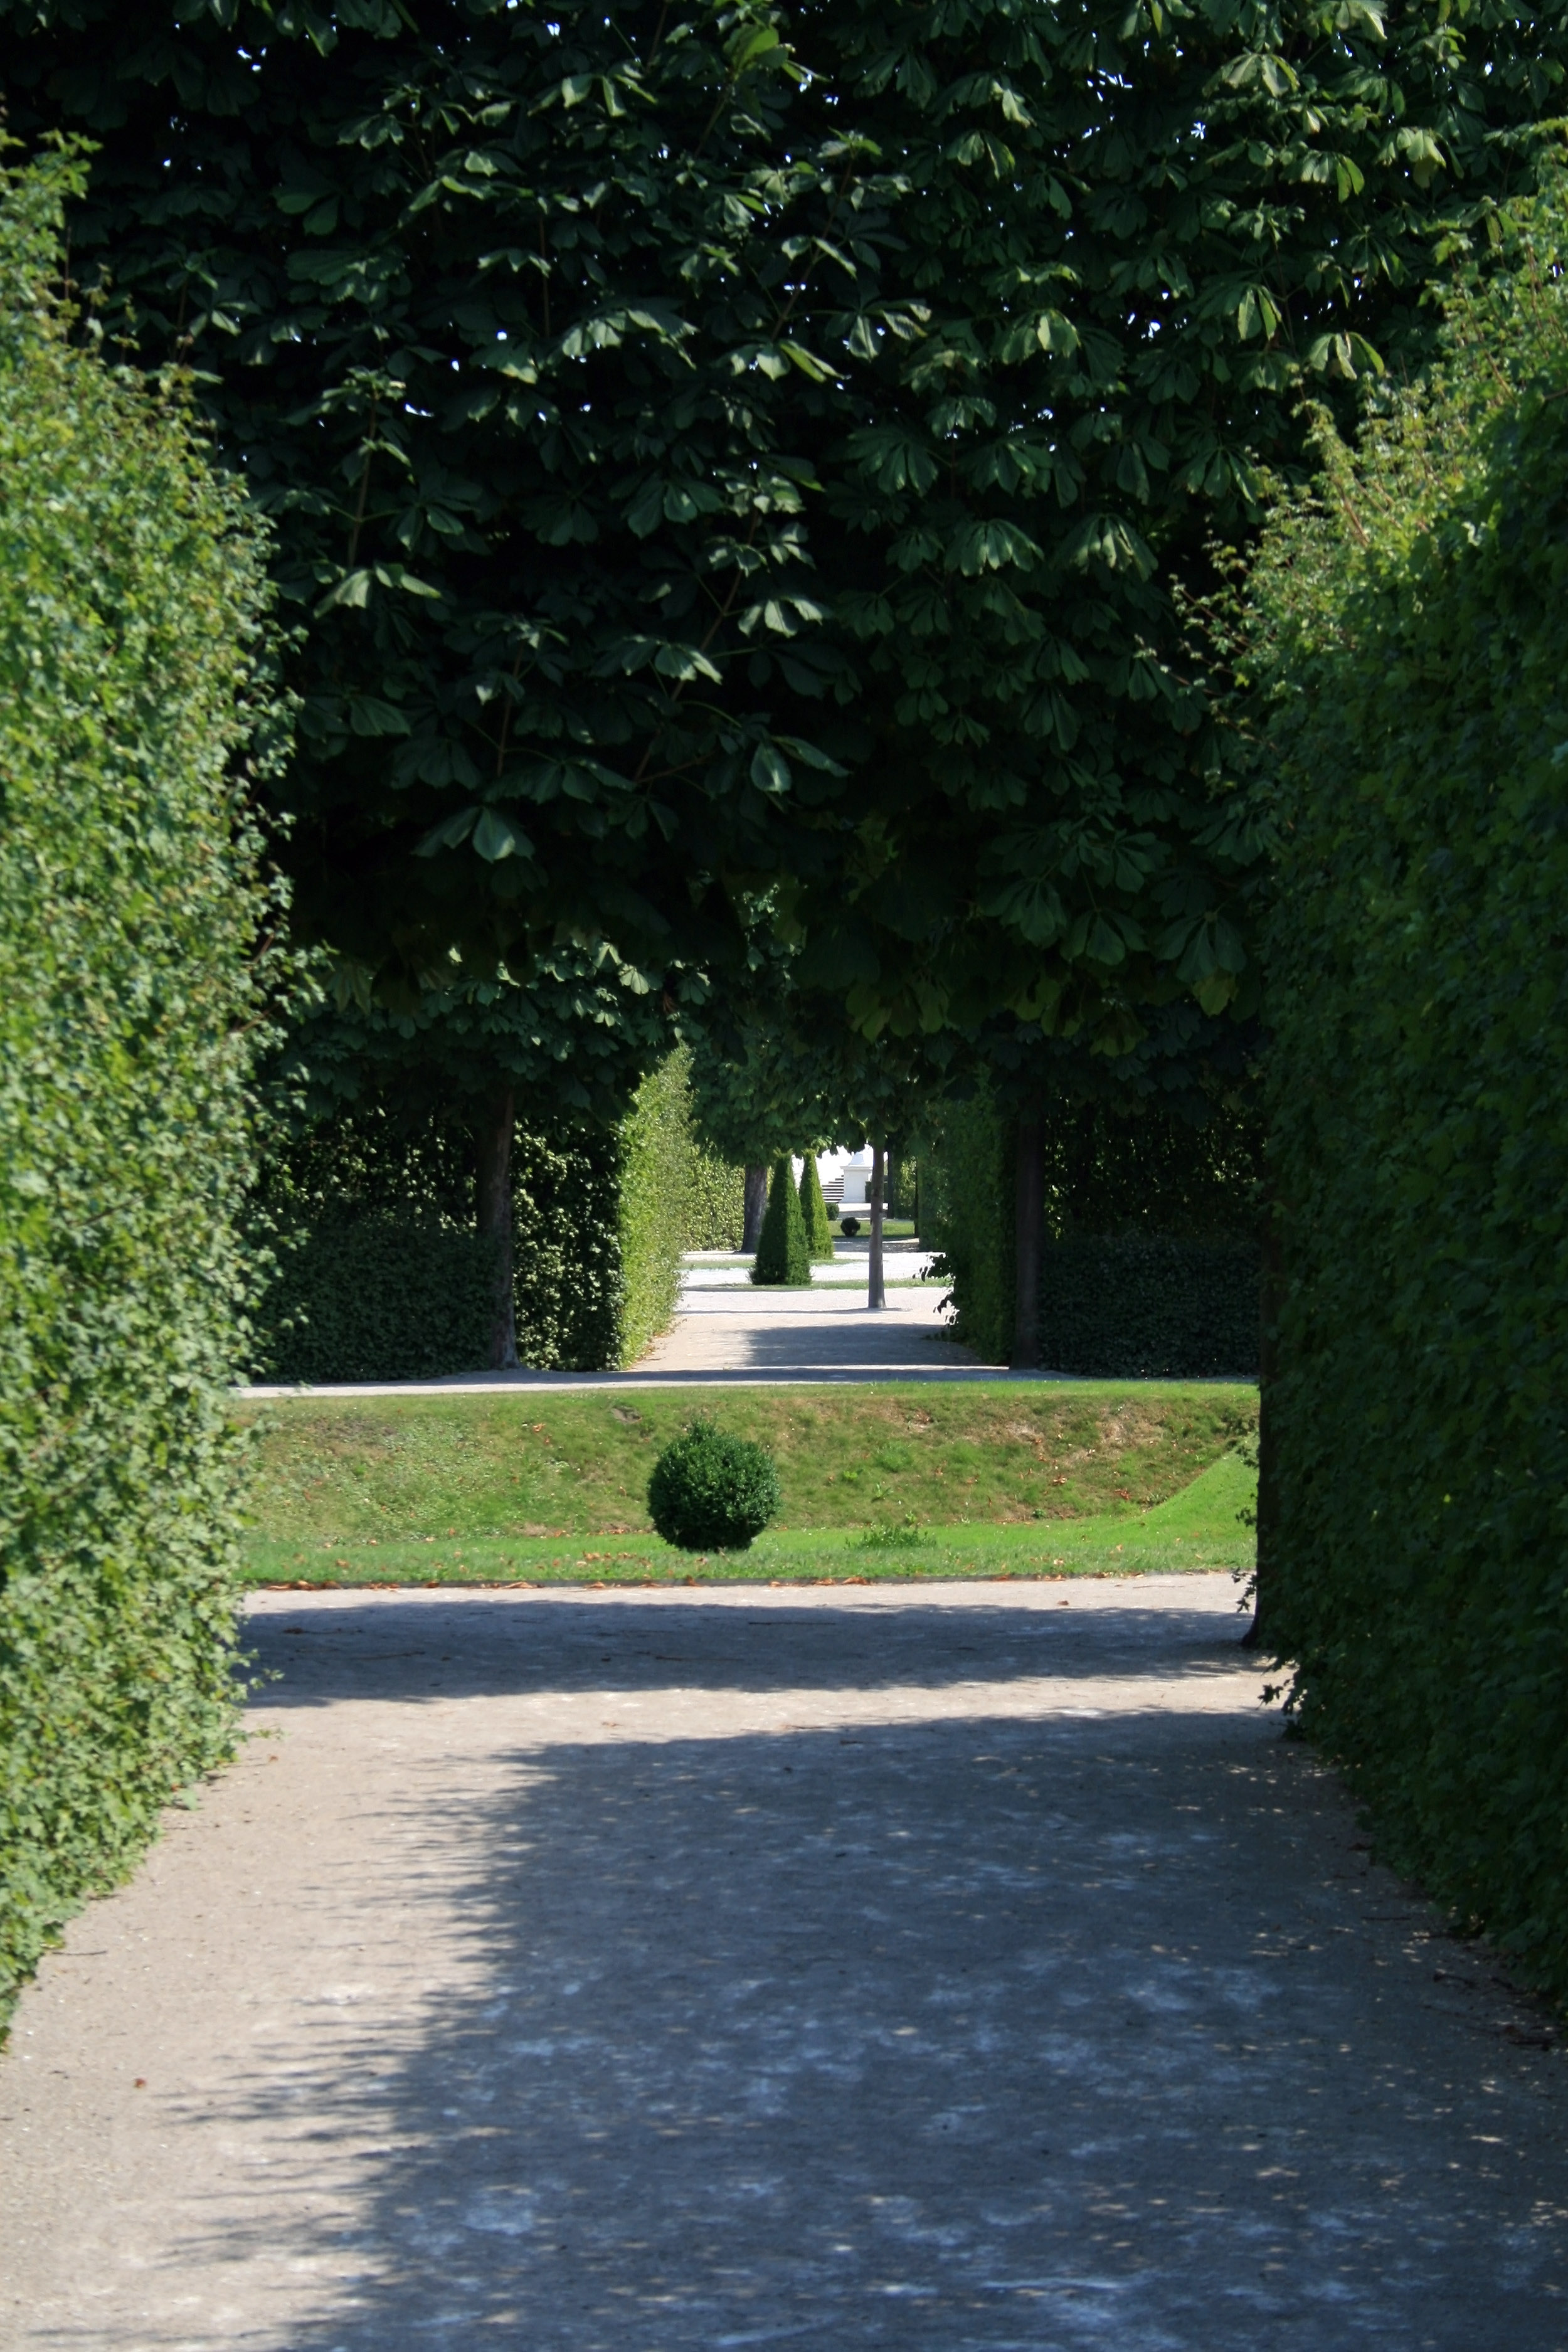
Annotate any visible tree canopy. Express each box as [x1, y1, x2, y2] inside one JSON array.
[[775, 0, 1565, 1054], [0, 0, 903, 997], [280, 942, 687, 1130], [5, 0, 1562, 1132]]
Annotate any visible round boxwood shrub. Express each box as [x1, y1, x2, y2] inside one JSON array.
[[648, 1420, 780, 1552]]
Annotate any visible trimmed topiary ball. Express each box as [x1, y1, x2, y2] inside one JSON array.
[[648, 1419, 780, 1552]]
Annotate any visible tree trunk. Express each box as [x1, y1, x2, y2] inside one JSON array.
[[1244, 1208, 1283, 1650], [1010, 1116, 1046, 1369], [867, 1139, 886, 1311], [475, 1083, 518, 1371], [741, 1163, 768, 1254]]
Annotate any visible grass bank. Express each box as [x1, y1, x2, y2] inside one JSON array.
[[247, 1451, 1255, 1587], [240, 1382, 1256, 1586]]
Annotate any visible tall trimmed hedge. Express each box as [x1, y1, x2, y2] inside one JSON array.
[[0, 151, 282, 2021], [517, 1121, 625, 1367], [616, 1049, 697, 1365], [799, 1155, 835, 1261], [254, 1046, 711, 1378], [924, 1082, 1015, 1360], [1244, 183, 1568, 1993], [252, 1105, 493, 1381], [687, 1148, 746, 1251], [1039, 1239, 1259, 1379], [926, 1081, 1258, 1372], [253, 1103, 627, 1379], [258, 1218, 497, 1384]]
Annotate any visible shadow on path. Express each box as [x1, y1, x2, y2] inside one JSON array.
[[13, 1592, 1567, 2351], [246, 1591, 1251, 1708], [180, 1600, 1568, 2351]]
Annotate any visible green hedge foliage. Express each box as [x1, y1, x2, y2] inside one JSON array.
[[616, 1049, 697, 1366], [516, 1120, 624, 1369], [687, 1149, 746, 1250], [0, 151, 282, 2021], [752, 1155, 812, 1286], [259, 1216, 497, 1384], [647, 1421, 781, 1552], [888, 1153, 920, 1222], [1245, 183, 1568, 1994], [926, 1079, 1258, 1370], [799, 1155, 835, 1261], [256, 1108, 625, 1377], [1040, 1239, 1259, 1378], [923, 1081, 1015, 1361], [254, 1048, 706, 1378]]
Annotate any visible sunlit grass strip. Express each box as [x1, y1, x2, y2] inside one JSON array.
[[238, 1380, 1258, 1549], [245, 1454, 1255, 1588]]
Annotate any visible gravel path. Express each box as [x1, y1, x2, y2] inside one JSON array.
[[4, 1576, 1566, 2348], [634, 1261, 972, 1379]]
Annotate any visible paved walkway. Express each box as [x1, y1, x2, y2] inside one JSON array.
[[5, 1578, 1566, 2348], [635, 1251, 976, 1380]]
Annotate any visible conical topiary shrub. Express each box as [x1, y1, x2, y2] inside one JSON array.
[[798, 1153, 835, 1262], [751, 1153, 812, 1285]]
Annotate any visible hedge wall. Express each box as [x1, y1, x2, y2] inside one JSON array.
[[0, 152, 281, 2021], [688, 1148, 746, 1251], [923, 1081, 1015, 1362], [253, 1046, 713, 1379], [615, 1049, 697, 1365], [516, 1121, 623, 1369], [257, 1216, 496, 1384], [926, 1079, 1258, 1373], [1039, 1238, 1259, 1379], [1245, 184, 1568, 1993]]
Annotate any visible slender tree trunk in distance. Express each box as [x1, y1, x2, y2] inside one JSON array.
[[1243, 1208, 1283, 1649], [1011, 1115, 1046, 1368], [741, 1164, 768, 1254], [867, 1140, 886, 1310], [476, 1083, 518, 1370]]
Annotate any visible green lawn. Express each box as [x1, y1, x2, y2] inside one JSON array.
[[240, 1381, 1256, 1587]]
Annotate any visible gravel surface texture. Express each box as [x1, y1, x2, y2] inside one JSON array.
[[4, 1576, 1565, 2349]]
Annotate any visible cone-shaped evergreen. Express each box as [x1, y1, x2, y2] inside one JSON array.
[[798, 1154, 835, 1262], [751, 1154, 812, 1286]]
